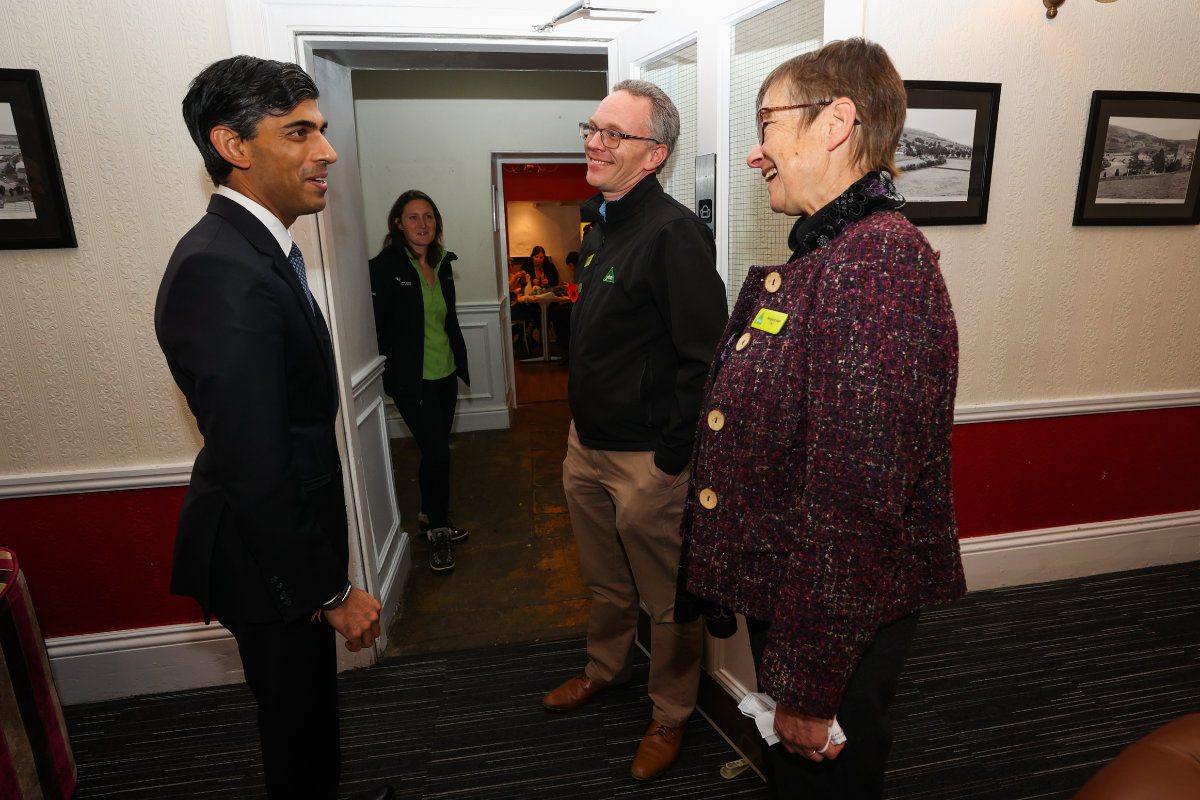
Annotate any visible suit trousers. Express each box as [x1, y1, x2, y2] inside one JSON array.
[[748, 612, 920, 800], [213, 478, 347, 800], [562, 422, 703, 727], [393, 374, 459, 528]]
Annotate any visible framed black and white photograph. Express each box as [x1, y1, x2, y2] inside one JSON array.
[[1073, 91, 1200, 226], [893, 81, 1001, 226], [0, 69, 76, 249]]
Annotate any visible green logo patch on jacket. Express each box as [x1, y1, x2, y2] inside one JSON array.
[[602, 266, 615, 284]]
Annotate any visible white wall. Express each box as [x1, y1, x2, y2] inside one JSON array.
[[353, 69, 606, 304], [864, 0, 1200, 408], [506, 200, 584, 282], [0, 0, 230, 475]]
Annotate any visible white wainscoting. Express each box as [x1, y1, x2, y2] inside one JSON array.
[[953, 390, 1200, 424], [350, 361, 409, 641], [385, 300, 512, 438]]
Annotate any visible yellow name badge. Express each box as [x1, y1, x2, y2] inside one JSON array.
[[750, 308, 788, 335]]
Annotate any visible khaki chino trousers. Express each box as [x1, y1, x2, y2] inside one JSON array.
[[562, 422, 703, 727]]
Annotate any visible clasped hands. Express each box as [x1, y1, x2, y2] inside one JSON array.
[[323, 587, 382, 652], [774, 703, 846, 762]]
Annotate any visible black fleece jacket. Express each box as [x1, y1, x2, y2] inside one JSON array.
[[369, 244, 469, 400], [568, 174, 728, 475]]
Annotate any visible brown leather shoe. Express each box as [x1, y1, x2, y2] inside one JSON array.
[[542, 672, 608, 712], [630, 720, 685, 781]]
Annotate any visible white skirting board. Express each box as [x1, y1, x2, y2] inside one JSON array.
[[959, 509, 1200, 590], [50, 533, 414, 707], [47, 509, 1199, 706], [386, 405, 510, 439], [48, 622, 245, 706]]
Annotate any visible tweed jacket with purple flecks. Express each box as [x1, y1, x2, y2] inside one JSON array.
[[679, 209, 966, 718]]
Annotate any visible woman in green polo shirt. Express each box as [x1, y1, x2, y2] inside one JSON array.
[[369, 190, 470, 574]]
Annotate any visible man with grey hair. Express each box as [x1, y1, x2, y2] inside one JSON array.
[[542, 79, 728, 781]]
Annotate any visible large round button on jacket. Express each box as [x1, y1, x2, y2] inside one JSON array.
[[707, 409, 725, 431], [698, 488, 718, 509], [735, 332, 752, 351], [765, 271, 782, 293]]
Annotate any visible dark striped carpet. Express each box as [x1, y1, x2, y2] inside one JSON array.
[[62, 560, 1200, 799]]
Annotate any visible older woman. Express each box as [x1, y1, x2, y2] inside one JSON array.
[[676, 39, 965, 798]]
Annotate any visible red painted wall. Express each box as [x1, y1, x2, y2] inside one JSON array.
[[953, 406, 1200, 537], [0, 486, 202, 638], [1, 406, 1197, 638], [501, 163, 593, 202]]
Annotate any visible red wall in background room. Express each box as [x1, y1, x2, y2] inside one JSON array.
[[501, 162, 593, 202], [1, 407, 1197, 639]]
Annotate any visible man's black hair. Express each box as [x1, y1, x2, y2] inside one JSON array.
[[182, 55, 319, 186]]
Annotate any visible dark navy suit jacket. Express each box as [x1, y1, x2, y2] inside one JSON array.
[[155, 194, 347, 624]]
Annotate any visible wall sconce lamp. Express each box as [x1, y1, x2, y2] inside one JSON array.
[[1044, 0, 1118, 19]]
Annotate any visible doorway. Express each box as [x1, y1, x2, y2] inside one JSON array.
[[494, 157, 593, 405], [305, 47, 606, 659]]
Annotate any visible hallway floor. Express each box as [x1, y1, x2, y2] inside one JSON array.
[[385, 399, 586, 657], [63, 562, 1200, 798]]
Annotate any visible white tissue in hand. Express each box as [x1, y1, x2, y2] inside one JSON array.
[[738, 692, 848, 748], [737, 692, 779, 745]]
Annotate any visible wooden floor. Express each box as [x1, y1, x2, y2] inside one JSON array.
[[385, 400, 586, 657], [513, 337, 568, 404]]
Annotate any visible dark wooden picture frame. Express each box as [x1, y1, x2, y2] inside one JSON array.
[[0, 69, 76, 249], [894, 81, 1002, 226], [1073, 90, 1200, 226]]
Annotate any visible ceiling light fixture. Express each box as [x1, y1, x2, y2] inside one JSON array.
[[534, 0, 657, 32]]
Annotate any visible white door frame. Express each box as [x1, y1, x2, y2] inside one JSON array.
[[222, 1, 619, 670], [221, 0, 861, 678], [491, 152, 589, 408]]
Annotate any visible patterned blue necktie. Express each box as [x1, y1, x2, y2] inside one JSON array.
[[287, 243, 315, 312]]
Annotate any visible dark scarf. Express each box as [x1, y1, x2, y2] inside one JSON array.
[[787, 170, 905, 261]]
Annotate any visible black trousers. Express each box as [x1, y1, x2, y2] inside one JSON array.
[[749, 612, 920, 800], [221, 613, 339, 799], [213, 478, 348, 800], [393, 374, 459, 528]]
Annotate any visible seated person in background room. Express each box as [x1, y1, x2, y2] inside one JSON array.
[[564, 250, 579, 284], [524, 245, 559, 289], [551, 251, 579, 357], [509, 257, 538, 331], [675, 38, 965, 800], [508, 257, 530, 296]]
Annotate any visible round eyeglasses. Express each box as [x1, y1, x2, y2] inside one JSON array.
[[756, 100, 860, 144]]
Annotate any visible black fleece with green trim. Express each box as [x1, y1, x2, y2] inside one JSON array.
[[568, 174, 728, 475]]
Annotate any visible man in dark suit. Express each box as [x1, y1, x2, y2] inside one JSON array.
[[155, 56, 392, 800]]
